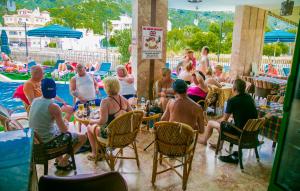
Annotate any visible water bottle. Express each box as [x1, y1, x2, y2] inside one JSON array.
[[141, 97, 146, 109]]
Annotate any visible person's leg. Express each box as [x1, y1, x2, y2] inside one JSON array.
[[61, 105, 74, 122], [87, 125, 99, 157], [199, 120, 220, 145], [58, 133, 86, 166]]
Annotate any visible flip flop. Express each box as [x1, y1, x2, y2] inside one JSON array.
[[87, 154, 103, 161]]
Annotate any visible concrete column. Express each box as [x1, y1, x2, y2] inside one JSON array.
[[131, 0, 167, 99], [231, 5, 267, 76]]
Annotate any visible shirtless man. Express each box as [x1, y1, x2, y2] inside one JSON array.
[[161, 79, 205, 133], [23, 65, 74, 121], [197, 46, 210, 73]]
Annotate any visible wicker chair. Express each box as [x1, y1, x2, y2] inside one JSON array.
[[33, 132, 77, 175], [198, 85, 219, 122], [94, 110, 144, 171], [0, 105, 28, 131], [151, 122, 198, 190], [215, 118, 265, 171]]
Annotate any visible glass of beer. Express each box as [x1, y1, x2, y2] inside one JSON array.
[[78, 104, 84, 115], [90, 100, 96, 110]]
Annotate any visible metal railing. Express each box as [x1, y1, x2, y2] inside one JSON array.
[[11, 48, 292, 75]]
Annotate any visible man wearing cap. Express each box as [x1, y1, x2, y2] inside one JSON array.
[[23, 65, 74, 121], [161, 79, 205, 132], [29, 78, 86, 170], [70, 63, 100, 110]]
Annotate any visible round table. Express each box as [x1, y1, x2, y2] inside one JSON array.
[[74, 107, 100, 127], [218, 83, 233, 108]]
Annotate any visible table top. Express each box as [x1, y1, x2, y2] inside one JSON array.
[[256, 101, 283, 119], [254, 76, 287, 85], [0, 128, 33, 191], [74, 107, 100, 125]]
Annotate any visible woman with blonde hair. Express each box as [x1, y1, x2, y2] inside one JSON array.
[[156, 67, 175, 111], [87, 76, 132, 160], [187, 70, 209, 105], [116, 65, 136, 99], [178, 60, 193, 85]]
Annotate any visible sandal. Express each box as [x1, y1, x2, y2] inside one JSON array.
[[56, 161, 73, 171], [87, 154, 103, 161]]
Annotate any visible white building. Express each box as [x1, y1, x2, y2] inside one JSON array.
[[110, 15, 132, 35], [60, 29, 103, 51], [3, 7, 51, 27], [110, 15, 172, 35], [0, 26, 50, 48]]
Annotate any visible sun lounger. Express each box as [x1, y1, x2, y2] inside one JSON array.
[[94, 62, 111, 78]]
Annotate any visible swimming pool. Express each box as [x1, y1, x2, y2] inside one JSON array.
[[0, 81, 106, 112]]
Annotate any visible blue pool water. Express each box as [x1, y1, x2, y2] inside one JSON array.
[[0, 81, 106, 112]]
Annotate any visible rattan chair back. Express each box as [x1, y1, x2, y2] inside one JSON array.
[[106, 110, 144, 148], [154, 122, 195, 157]]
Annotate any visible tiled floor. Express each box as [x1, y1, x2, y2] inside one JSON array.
[[36, 126, 275, 191]]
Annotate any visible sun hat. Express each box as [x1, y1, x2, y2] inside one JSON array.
[[172, 79, 188, 94], [41, 78, 56, 99]]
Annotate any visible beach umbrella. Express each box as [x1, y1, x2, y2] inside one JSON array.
[[1, 30, 11, 56], [27, 24, 83, 39], [264, 30, 296, 57], [264, 30, 296, 43]]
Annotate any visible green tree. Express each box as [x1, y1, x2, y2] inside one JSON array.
[[113, 29, 132, 63], [263, 44, 282, 57], [167, 28, 185, 53], [187, 31, 218, 52]]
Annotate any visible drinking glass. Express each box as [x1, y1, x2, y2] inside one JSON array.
[[91, 100, 96, 110], [78, 104, 84, 114]]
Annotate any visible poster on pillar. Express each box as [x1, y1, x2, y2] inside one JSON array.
[[142, 26, 163, 59]]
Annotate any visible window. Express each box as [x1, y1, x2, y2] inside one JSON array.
[[9, 31, 18, 35]]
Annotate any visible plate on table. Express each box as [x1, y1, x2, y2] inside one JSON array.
[[259, 105, 271, 110]]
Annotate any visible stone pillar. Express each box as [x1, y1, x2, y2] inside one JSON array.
[[231, 5, 267, 76], [132, 0, 167, 99]]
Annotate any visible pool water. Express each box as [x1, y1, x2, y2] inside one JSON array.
[[0, 81, 107, 112]]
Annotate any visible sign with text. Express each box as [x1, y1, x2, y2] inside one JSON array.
[[142, 26, 163, 59]]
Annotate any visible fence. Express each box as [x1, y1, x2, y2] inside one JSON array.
[[11, 48, 292, 75], [10, 48, 122, 70]]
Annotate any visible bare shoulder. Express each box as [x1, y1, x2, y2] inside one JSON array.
[[48, 103, 61, 116], [24, 80, 33, 88]]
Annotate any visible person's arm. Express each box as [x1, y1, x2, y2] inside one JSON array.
[[49, 103, 68, 133], [124, 75, 134, 84], [70, 77, 87, 103], [156, 81, 165, 97], [90, 99, 108, 125], [219, 98, 232, 122], [93, 75, 99, 94], [161, 100, 171, 121], [126, 100, 133, 111], [54, 96, 66, 105], [176, 61, 183, 75], [23, 82, 35, 104]]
